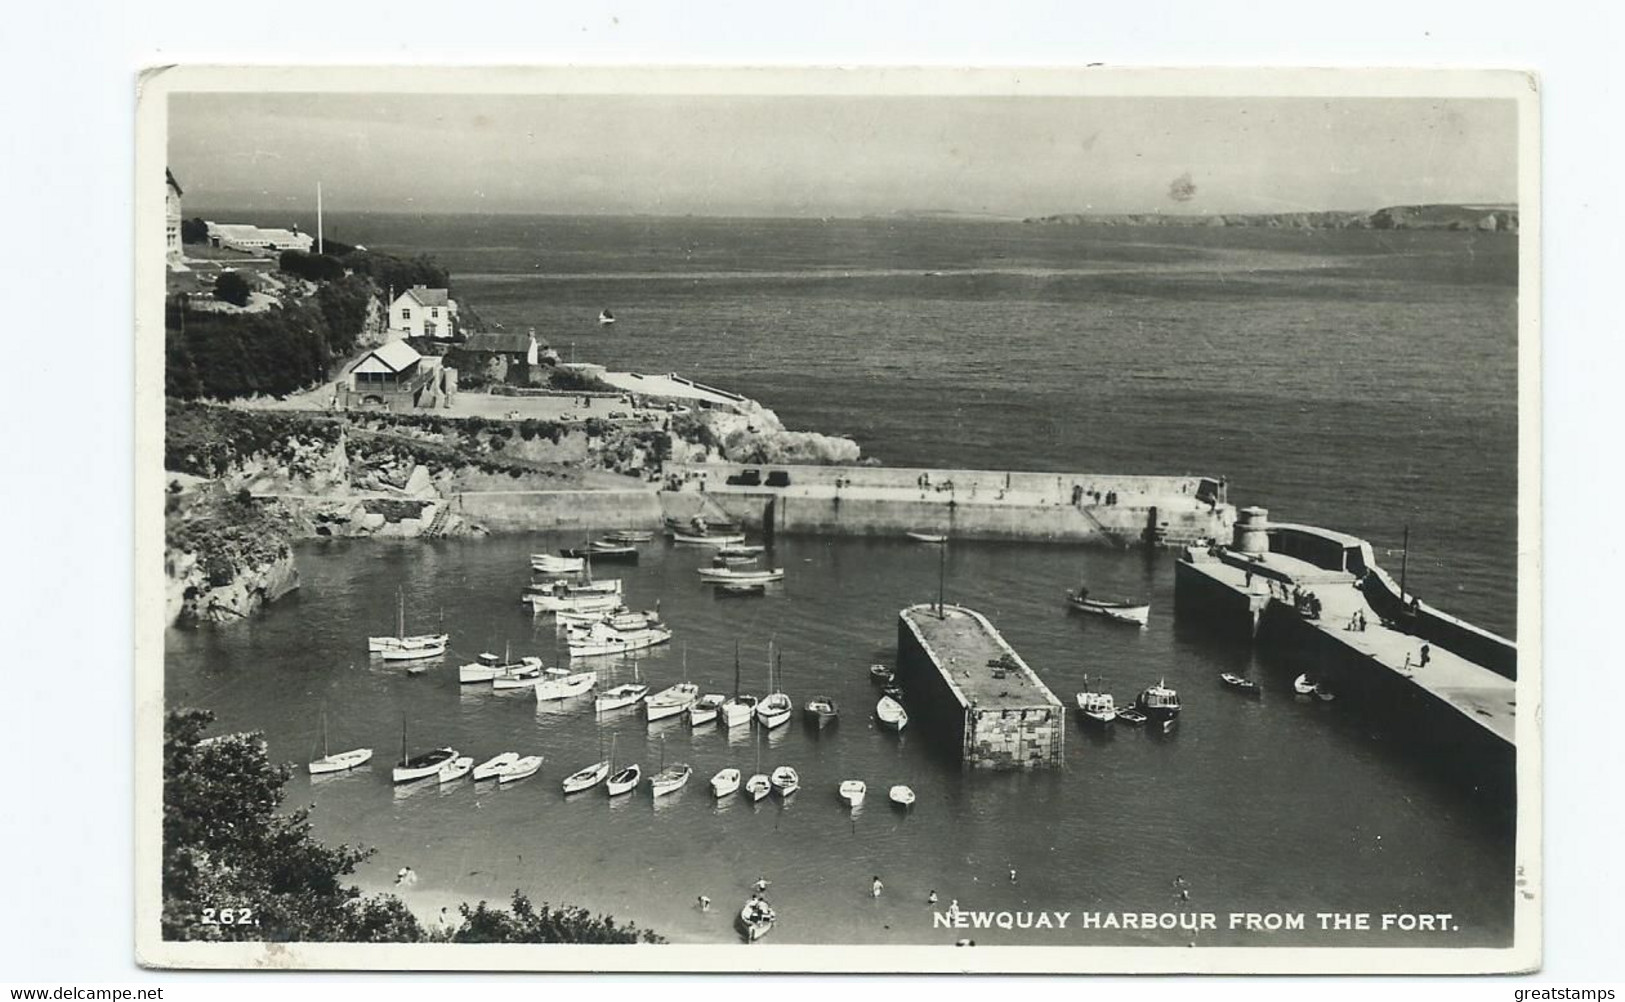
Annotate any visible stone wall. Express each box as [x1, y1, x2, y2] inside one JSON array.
[[966, 707, 1067, 770], [454, 489, 663, 532]]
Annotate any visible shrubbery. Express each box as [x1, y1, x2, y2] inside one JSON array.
[[214, 271, 253, 307], [278, 249, 347, 282]]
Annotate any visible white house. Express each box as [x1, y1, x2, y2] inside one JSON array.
[[388, 285, 459, 340], [165, 169, 184, 267], [204, 221, 315, 255]]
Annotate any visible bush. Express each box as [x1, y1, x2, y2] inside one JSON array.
[[278, 250, 347, 282], [181, 217, 210, 244], [214, 272, 253, 307]]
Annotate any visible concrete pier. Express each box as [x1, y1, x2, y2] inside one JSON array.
[[897, 604, 1066, 769], [1173, 514, 1516, 785], [664, 461, 1234, 548]]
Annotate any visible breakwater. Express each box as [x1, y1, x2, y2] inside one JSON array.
[[1173, 508, 1516, 788], [897, 604, 1066, 769], [663, 461, 1232, 548]]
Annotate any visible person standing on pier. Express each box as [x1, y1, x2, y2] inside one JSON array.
[[1419, 644, 1432, 667]]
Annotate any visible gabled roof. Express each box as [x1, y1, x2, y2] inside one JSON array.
[[461, 332, 537, 354], [166, 168, 183, 197], [402, 286, 451, 308], [349, 339, 423, 374]]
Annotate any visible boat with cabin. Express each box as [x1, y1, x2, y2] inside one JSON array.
[[1075, 674, 1118, 724], [1136, 679, 1181, 722], [569, 622, 674, 659], [645, 682, 701, 722], [535, 669, 598, 701]]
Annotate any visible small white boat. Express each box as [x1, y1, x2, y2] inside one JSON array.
[[755, 692, 792, 729], [838, 779, 866, 807], [805, 697, 838, 727], [645, 682, 701, 722], [1315, 685, 1337, 702], [531, 553, 585, 574], [570, 624, 674, 659], [721, 694, 758, 728], [556, 607, 656, 631], [472, 752, 519, 781], [689, 693, 726, 726], [1075, 674, 1118, 724], [532, 591, 623, 615], [460, 650, 541, 684], [604, 529, 653, 543], [492, 663, 546, 690], [307, 712, 372, 775], [1067, 589, 1151, 627], [671, 531, 747, 546], [1220, 672, 1261, 695], [868, 664, 895, 683], [380, 635, 448, 662], [770, 766, 800, 798], [1293, 673, 1317, 695], [744, 773, 771, 801], [698, 566, 784, 584], [876, 696, 908, 731], [650, 763, 693, 797], [497, 755, 543, 784], [606, 763, 641, 797], [738, 899, 775, 942], [530, 578, 623, 599], [437, 755, 474, 783], [596, 681, 651, 714], [888, 784, 916, 808], [535, 670, 598, 701], [598, 309, 616, 325], [718, 544, 766, 559], [710, 768, 741, 797], [906, 530, 948, 544], [369, 633, 447, 654], [562, 759, 610, 794]]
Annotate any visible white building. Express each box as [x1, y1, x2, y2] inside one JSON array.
[[165, 169, 184, 267], [204, 221, 315, 256], [388, 285, 459, 340]]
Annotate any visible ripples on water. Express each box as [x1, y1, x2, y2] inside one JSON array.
[[168, 214, 1519, 945]]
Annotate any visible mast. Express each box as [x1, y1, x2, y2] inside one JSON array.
[[777, 649, 785, 698], [733, 641, 741, 698], [397, 589, 405, 639], [316, 181, 324, 256], [321, 709, 330, 759], [1399, 524, 1411, 604], [937, 535, 947, 616], [399, 716, 407, 767]]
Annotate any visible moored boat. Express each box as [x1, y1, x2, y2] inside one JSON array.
[[1220, 672, 1261, 694], [472, 752, 519, 782], [606, 763, 641, 797], [535, 670, 597, 701], [307, 711, 372, 775], [838, 779, 866, 807], [671, 531, 747, 546], [391, 719, 457, 783], [868, 664, 895, 683], [645, 682, 700, 722], [710, 767, 741, 797], [755, 692, 792, 729], [717, 581, 768, 596], [906, 530, 948, 544], [1314, 684, 1337, 702], [650, 762, 693, 797], [1075, 673, 1118, 724], [497, 755, 543, 784], [876, 695, 908, 731], [699, 566, 785, 584], [770, 765, 800, 798], [1293, 673, 1317, 695], [437, 755, 474, 783], [888, 784, 916, 808], [562, 759, 610, 794], [718, 544, 765, 559], [531, 553, 585, 574], [1066, 588, 1151, 627], [570, 623, 674, 659], [596, 682, 651, 713], [689, 693, 726, 726], [721, 693, 757, 728], [531, 591, 623, 615], [1136, 679, 1181, 722], [586, 541, 639, 562], [492, 661, 546, 690], [1114, 706, 1149, 727], [744, 773, 771, 801], [604, 529, 653, 544], [804, 696, 838, 726], [372, 589, 449, 660]]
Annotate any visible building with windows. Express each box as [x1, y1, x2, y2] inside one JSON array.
[[341, 339, 455, 411], [448, 329, 556, 385], [388, 285, 460, 340], [204, 221, 315, 255], [165, 169, 185, 268]]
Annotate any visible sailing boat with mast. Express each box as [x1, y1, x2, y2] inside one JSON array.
[[595, 646, 651, 713], [648, 736, 693, 797], [307, 709, 373, 774], [390, 717, 457, 783], [373, 589, 449, 661], [562, 735, 612, 794], [754, 643, 792, 730], [719, 642, 758, 728], [744, 726, 770, 801]]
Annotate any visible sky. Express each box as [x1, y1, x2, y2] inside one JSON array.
[[168, 92, 1519, 219]]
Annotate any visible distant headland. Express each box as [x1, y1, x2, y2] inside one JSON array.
[[1024, 203, 1519, 233]]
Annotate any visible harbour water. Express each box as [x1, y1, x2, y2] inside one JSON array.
[[167, 214, 1518, 945]]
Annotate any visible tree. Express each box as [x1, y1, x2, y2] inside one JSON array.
[[162, 708, 423, 942], [181, 217, 210, 244], [449, 891, 664, 944], [214, 272, 253, 307]]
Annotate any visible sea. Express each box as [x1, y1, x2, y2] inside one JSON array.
[[166, 213, 1520, 947]]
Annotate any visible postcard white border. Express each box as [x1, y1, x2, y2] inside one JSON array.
[[133, 64, 1541, 974]]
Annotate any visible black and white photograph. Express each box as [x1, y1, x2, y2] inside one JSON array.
[[131, 66, 1538, 973]]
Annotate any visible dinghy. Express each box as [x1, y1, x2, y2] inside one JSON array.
[[906, 530, 948, 544], [437, 755, 474, 784], [645, 682, 700, 722], [698, 566, 784, 584], [650, 763, 693, 797], [744, 773, 772, 801], [868, 664, 895, 683], [1220, 672, 1261, 694], [770, 765, 800, 798], [606, 763, 641, 797], [497, 755, 543, 784], [876, 695, 908, 731], [1293, 674, 1317, 695], [717, 581, 768, 596], [737, 898, 775, 942], [710, 768, 741, 798], [1315, 685, 1337, 702], [598, 309, 616, 325], [804, 696, 838, 727], [689, 693, 726, 726], [531, 553, 585, 574], [562, 759, 610, 794], [472, 752, 519, 782], [888, 785, 916, 809], [838, 779, 866, 807], [1114, 706, 1149, 726], [671, 531, 747, 546], [755, 645, 793, 729], [604, 529, 653, 544], [717, 544, 765, 559]]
